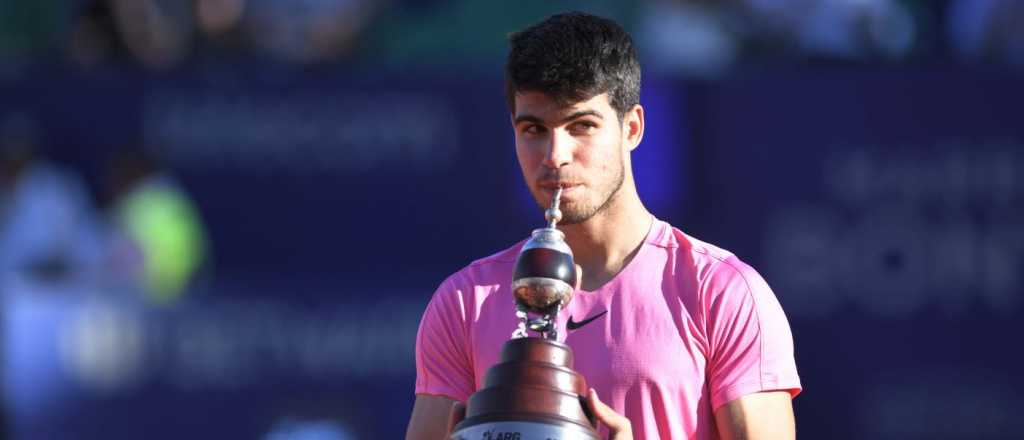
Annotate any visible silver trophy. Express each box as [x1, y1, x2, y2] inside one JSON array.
[[449, 188, 599, 440]]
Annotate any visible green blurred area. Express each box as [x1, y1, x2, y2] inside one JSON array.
[[362, 1, 636, 63], [116, 179, 207, 305], [0, 0, 63, 56]]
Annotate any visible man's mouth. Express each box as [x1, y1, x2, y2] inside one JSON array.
[[539, 182, 581, 196]]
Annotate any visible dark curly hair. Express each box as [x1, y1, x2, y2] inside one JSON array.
[[505, 12, 641, 120]]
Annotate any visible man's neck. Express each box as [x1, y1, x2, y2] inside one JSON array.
[[559, 188, 652, 291]]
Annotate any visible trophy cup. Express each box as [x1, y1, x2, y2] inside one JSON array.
[[449, 188, 600, 440]]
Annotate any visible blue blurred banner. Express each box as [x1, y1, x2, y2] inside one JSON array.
[[4, 280, 424, 439], [4, 63, 1022, 439], [684, 69, 1024, 440]]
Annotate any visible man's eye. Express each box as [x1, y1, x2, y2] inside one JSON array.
[[571, 122, 597, 133], [524, 125, 546, 135]]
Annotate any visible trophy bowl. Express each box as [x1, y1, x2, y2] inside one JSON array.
[[512, 276, 575, 315], [511, 226, 576, 315]]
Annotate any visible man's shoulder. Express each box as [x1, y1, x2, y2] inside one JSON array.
[[466, 241, 523, 269], [653, 220, 737, 264], [657, 221, 762, 288]]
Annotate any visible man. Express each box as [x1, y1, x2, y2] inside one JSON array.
[[407, 12, 801, 440]]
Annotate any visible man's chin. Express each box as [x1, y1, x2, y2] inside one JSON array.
[[556, 206, 597, 225], [529, 191, 595, 224]]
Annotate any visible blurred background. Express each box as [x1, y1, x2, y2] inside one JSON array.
[[0, 0, 1022, 438]]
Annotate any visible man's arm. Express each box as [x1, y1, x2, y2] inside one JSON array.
[[406, 394, 464, 440], [713, 391, 795, 440]]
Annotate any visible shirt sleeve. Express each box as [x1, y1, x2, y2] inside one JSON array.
[[414, 276, 475, 402], [704, 257, 802, 410]]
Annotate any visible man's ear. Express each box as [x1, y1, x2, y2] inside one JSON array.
[[624, 104, 645, 152]]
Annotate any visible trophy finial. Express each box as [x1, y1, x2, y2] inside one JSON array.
[[544, 187, 563, 227]]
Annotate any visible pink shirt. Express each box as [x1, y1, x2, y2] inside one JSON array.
[[415, 219, 801, 439]]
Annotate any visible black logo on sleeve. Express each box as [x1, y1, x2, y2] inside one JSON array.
[[567, 310, 608, 331]]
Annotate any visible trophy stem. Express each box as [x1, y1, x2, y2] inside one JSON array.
[[512, 304, 562, 340], [545, 187, 563, 229]]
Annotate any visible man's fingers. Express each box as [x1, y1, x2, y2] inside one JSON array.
[[446, 401, 466, 435], [587, 388, 630, 432], [588, 388, 633, 439]]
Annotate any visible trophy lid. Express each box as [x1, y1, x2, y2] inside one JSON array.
[[521, 227, 573, 255]]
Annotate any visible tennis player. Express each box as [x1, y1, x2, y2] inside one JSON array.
[[407, 12, 801, 440]]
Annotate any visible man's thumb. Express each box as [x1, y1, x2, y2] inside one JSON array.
[[446, 401, 466, 435], [575, 264, 584, 290]]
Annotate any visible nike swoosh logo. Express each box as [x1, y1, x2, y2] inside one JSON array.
[[567, 310, 608, 331]]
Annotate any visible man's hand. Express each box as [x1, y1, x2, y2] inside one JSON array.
[[446, 401, 466, 435], [406, 395, 462, 440], [586, 388, 633, 440]]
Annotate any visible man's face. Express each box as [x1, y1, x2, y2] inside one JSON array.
[[512, 92, 627, 224]]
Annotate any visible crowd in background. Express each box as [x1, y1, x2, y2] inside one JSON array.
[[0, 114, 207, 305], [0, 0, 1022, 73]]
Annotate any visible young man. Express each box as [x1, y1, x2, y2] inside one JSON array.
[[407, 12, 801, 440]]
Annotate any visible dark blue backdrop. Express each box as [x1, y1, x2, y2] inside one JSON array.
[[684, 68, 1024, 439], [2, 64, 1022, 439]]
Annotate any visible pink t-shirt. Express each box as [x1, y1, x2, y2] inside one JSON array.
[[415, 218, 801, 439]]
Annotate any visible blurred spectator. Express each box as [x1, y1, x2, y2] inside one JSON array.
[[105, 149, 208, 305], [637, 1, 739, 76], [0, 114, 104, 285], [949, 0, 1024, 65], [67, 0, 122, 68], [109, 0, 195, 70], [195, 0, 249, 52], [196, 0, 246, 38], [244, 0, 380, 63], [743, 0, 916, 59], [800, 0, 915, 58]]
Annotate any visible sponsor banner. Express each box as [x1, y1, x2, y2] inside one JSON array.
[[685, 69, 1024, 440]]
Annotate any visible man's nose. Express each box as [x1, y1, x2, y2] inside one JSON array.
[[542, 130, 573, 169]]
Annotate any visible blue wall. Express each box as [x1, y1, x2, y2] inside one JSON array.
[[2, 64, 1022, 439]]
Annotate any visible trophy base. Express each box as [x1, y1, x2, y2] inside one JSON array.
[[448, 337, 600, 440], [450, 419, 600, 440]]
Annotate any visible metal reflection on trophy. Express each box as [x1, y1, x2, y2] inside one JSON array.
[[449, 188, 599, 440]]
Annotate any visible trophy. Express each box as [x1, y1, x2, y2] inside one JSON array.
[[449, 188, 600, 440]]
